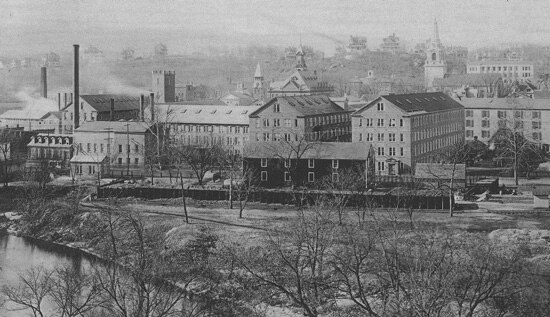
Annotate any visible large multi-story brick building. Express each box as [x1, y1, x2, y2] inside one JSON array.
[[466, 60, 534, 84], [461, 98, 550, 151], [351, 92, 464, 175], [248, 95, 351, 144], [149, 103, 259, 155]]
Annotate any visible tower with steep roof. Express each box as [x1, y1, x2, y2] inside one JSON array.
[[424, 19, 447, 90], [296, 43, 307, 71], [253, 62, 265, 100]]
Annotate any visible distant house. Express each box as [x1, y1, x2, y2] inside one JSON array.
[[26, 134, 73, 171], [83, 46, 105, 64], [415, 162, 467, 188], [532, 186, 550, 209], [433, 73, 505, 98], [221, 91, 257, 107], [381, 33, 401, 54], [75, 94, 145, 124], [268, 69, 334, 98]]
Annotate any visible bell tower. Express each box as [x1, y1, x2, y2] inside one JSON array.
[[253, 62, 265, 100], [424, 19, 446, 90], [295, 43, 307, 71]]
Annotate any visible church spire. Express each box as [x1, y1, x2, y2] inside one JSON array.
[[433, 18, 440, 42], [254, 62, 263, 78], [296, 40, 307, 71]]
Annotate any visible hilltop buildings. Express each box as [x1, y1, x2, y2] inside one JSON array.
[[381, 33, 402, 55], [466, 60, 534, 84]]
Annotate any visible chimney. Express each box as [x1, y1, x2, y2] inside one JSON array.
[[64, 93, 67, 107], [73, 44, 80, 129], [149, 93, 155, 122], [139, 94, 145, 121], [57, 92, 61, 110], [343, 93, 349, 111], [110, 98, 115, 121], [40, 67, 47, 98]]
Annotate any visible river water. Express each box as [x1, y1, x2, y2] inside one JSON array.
[[0, 234, 92, 316]]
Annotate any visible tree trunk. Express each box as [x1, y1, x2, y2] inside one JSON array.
[[180, 173, 188, 223]]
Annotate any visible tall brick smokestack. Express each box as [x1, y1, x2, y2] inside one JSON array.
[[110, 98, 115, 121], [140, 94, 145, 121], [73, 44, 80, 129], [149, 93, 155, 122], [58, 92, 61, 110], [40, 67, 47, 98]]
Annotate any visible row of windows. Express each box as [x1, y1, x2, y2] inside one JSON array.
[[376, 147, 404, 156], [259, 118, 298, 128], [467, 110, 541, 119], [358, 118, 403, 127], [359, 133, 405, 142], [260, 159, 340, 169], [412, 123, 461, 142], [179, 135, 247, 147], [260, 171, 323, 183], [172, 124, 248, 134], [466, 130, 543, 142], [466, 119, 541, 129], [472, 65, 532, 72], [412, 134, 461, 156], [411, 110, 461, 128], [306, 114, 350, 126]]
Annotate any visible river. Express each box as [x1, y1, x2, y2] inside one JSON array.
[[0, 234, 92, 316]]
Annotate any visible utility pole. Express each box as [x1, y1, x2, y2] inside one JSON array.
[[126, 123, 130, 177]]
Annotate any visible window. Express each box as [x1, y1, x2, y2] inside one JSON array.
[[332, 159, 339, 169], [100, 144, 104, 153], [255, 120, 260, 128], [119, 144, 123, 153], [332, 173, 339, 182], [514, 111, 523, 119], [261, 158, 267, 167], [118, 158, 122, 165], [377, 147, 385, 156], [263, 133, 270, 141], [533, 121, 541, 129], [377, 118, 384, 127], [284, 172, 291, 181], [497, 111, 507, 119], [134, 144, 139, 153], [366, 118, 373, 127], [308, 159, 315, 168], [284, 159, 291, 168], [295, 119, 298, 127], [400, 147, 404, 156], [389, 133, 396, 142], [389, 119, 396, 127], [389, 147, 396, 156], [481, 130, 490, 138], [359, 133, 363, 141], [481, 120, 490, 128], [466, 119, 474, 127], [134, 158, 139, 164], [377, 133, 384, 141], [377, 161, 385, 171], [86, 143, 91, 152], [274, 119, 280, 127], [366, 133, 373, 141], [465, 110, 473, 117], [400, 133, 404, 142], [274, 103, 280, 112], [399, 119, 403, 127], [358, 119, 363, 127], [377, 102, 384, 111], [308, 172, 315, 182], [261, 171, 267, 181], [481, 110, 489, 118], [263, 119, 269, 127], [93, 143, 97, 153], [533, 111, 541, 119]]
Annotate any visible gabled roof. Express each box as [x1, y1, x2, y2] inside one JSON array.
[[433, 73, 502, 87], [250, 95, 345, 118], [269, 70, 333, 93], [80, 94, 142, 112], [75, 120, 151, 133], [221, 92, 256, 106], [459, 97, 550, 110], [354, 92, 463, 115], [151, 104, 260, 125], [244, 141, 372, 160]]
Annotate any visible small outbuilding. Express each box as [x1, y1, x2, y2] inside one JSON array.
[[532, 186, 550, 209]]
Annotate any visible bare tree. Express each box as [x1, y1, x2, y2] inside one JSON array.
[[175, 144, 224, 187], [2, 266, 52, 317], [231, 167, 259, 218]]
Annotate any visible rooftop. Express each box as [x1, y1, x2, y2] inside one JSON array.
[[251, 95, 345, 118], [355, 92, 464, 115], [459, 97, 550, 110], [433, 73, 502, 87], [467, 60, 534, 66], [80, 94, 143, 112], [244, 141, 371, 160], [151, 104, 260, 125], [75, 120, 151, 133]]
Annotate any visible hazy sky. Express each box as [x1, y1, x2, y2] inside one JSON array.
[[0, 0, 549, 57]]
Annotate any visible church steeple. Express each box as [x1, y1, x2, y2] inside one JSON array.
[[424, 19, 446, 90], [433, 18, 440, 44], [254, 62, 263, 79], [296, 41, 307, 71]]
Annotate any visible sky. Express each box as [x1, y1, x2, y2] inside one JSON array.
[[0, 0, 549, 57]]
